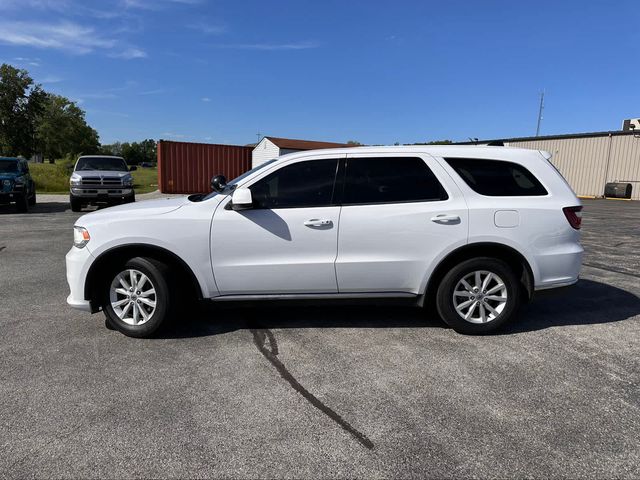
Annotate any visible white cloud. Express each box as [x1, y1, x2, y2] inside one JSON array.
[[0, 0, 71, 11], [201, 97, 211, 102], [188, 22, 225, 35], [77, 92, 118, 100], [39, 75, 63, 84], [139, 88, 166, 95], [109, 47, 147, 59], [124, 0, 200, 10], [0, 21, 115, 54], [85, 109, 130, 118], [14, 56, 41, 67], [212, 41, 320, 51], [161, 132, 186, 138]]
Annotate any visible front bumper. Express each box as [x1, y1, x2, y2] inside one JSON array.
[[66, 245, 95, 312], [0, 190, 25, 202], [71, 187, 133, 199]]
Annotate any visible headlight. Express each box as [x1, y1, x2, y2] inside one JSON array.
[[2, 179, 11, 187], [70, 173, 81, 186], [14, 176, 24, 186], [123, 175, 133, 187], [73, 226, 90, 248]]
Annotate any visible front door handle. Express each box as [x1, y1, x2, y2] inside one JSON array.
[[304, 219, 333, 227], [431, 214, 461, 224]]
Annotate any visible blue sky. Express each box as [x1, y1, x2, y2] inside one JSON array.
[[0, 0, 638, 145]]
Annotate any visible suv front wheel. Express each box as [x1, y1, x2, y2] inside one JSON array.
[[436, 257, 521, 334], [102, 257, 172, 338]]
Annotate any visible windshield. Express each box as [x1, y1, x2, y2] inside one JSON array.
[[75, 157, 128, 172], [198, 158, 279, 201], [0, 159, 18, 173]]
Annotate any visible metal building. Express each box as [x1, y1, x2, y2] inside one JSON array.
[[466, 131, 640, 200], [252, 136, 353, 168]]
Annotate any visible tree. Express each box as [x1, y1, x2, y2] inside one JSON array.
[[102, 139, 156, 165], [36, 93, 100, 162], [346, 140, 362, 146], [0, 64, 45, 157], [408, 139, 453, 145]]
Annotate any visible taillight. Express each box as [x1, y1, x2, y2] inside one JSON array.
[[563, 206, 583, 230]]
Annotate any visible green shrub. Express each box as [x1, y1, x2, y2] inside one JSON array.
[[30, 162, 70, 193]]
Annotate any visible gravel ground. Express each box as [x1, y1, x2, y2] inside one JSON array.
[[0, 198, 638, 479]]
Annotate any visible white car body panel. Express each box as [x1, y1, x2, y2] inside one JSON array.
[[211, 204, 341, 294], [211, 153, 345, 295], [65, 145, 583, 313], [336, 152, 469, 294]]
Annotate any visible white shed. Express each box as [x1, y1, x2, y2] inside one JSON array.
[[252, 136, 352, 168]]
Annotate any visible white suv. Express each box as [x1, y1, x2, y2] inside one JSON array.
[[66, 146, 583, 337]]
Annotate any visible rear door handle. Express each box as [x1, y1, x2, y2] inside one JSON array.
[[304, 219, 333, 227], [431, 214, 461, 224]]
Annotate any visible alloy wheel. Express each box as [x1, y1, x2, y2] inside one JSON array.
[[109, 269, 157, 326], [452, 270, 508, 324]]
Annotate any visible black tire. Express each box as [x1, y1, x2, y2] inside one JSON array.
[[125, 193, 135, 204], [28, 188, 36, 206], [102, 257, 173, 338], [70, 195, 83, 212], [15, 193, 28, 213], [435, 257, 521, 335]]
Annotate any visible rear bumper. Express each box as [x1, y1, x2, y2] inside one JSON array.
[[66, 245, 95, 313], [533, 244, 583, 291]]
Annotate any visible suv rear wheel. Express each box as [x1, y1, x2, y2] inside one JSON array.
[[436, 257, 521, 334], [102, 257, 172, 338]]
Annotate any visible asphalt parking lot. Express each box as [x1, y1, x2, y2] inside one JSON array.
[[1, 197, 639, 478]]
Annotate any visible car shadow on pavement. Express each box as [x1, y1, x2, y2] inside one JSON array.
[[159, 279, 639, 339], [159, 303, 437, 339], [0, 202, 69, 214], [503, 278, 640, 334]]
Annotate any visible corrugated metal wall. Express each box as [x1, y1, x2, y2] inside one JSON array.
[[158, 140, 253, 194], [506, 134, 640, 200]]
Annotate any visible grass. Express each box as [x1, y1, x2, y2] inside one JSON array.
[[30, 162, 73, 193], [131, 167, 159, 194], [30, 161, 158, 195]]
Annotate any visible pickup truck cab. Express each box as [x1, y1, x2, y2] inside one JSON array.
[[0, 157, 36, 212], [66, 146, 583, 337], [69, 155, 136, 212]]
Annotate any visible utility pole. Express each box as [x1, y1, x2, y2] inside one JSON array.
[[535, 90, 545, 137]]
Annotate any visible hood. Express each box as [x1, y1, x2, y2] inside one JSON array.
[[77, 196, 190, 226], [0, 172, 21, 181], [73, 170, 131, 179]]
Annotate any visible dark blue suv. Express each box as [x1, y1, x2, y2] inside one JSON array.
[[0, 157, 36, 212]]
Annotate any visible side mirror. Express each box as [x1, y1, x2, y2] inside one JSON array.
[[129, 166, 137, 171], [230, 187, 253, 210], [211, 174, 227, 192]]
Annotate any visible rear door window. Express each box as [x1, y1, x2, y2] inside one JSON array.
[[342, 157, 448, 205], [445, 158, 547, 196]]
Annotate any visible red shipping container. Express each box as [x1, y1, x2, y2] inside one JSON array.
[[157, 140, 253, 194]]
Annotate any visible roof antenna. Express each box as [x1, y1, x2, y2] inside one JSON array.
[[536, 90, 545, 137]]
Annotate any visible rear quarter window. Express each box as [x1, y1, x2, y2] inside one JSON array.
[[445, 158, 547, 196]]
